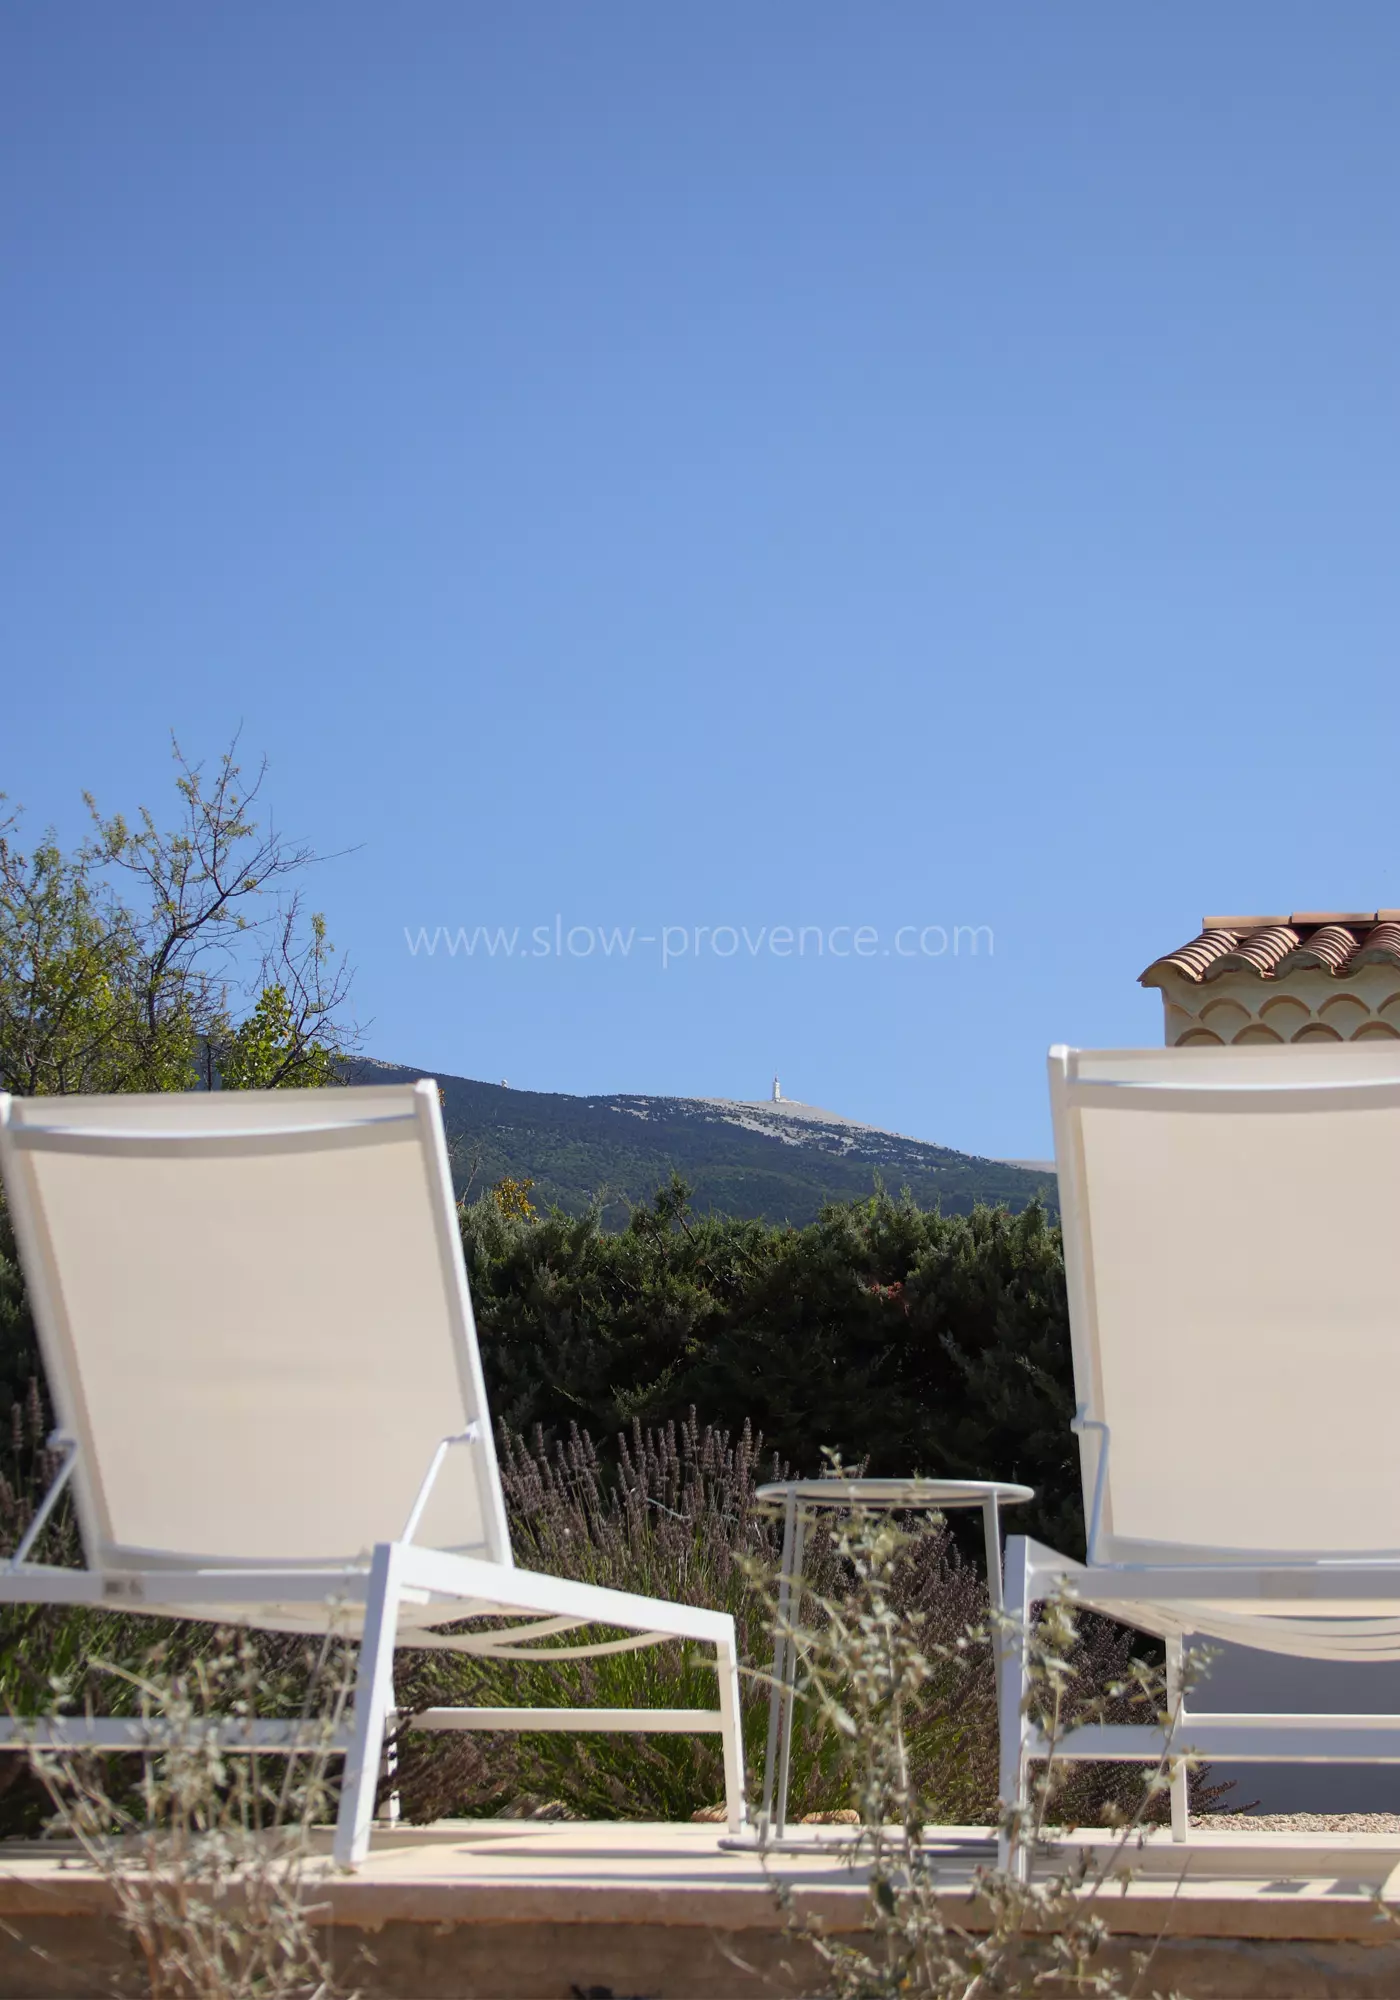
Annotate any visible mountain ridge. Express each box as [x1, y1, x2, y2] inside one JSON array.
[[348, 1059, 1058, 1226]]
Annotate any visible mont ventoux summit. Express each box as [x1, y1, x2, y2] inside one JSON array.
[[350, 1061, 1057, 1227]]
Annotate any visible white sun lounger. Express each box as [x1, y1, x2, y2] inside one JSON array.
[[0, 1083, 746, 1865], [998, 1041, 1400, 1866]]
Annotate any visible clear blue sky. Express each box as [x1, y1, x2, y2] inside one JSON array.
[[6, 4, 1399, 1158]]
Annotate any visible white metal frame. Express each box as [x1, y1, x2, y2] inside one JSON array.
[[0, 1085, 747, 1866], [998, 1045, 1400, 1872]]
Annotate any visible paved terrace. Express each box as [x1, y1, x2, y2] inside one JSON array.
[[4, 1819, 1400, 1997]]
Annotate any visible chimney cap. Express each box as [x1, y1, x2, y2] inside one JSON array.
[[1202, 911, 1386, 932]]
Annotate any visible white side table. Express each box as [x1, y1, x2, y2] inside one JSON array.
[[752, 1476, 1034, 1844]]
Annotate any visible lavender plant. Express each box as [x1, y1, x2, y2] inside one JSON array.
[[390, 1417, 1221, 1830]]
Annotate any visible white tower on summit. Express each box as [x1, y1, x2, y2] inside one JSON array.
[[772, 1075, 783, 1103]]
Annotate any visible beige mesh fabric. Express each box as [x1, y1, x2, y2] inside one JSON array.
[[1051, 1044, 1400, 1564], [0, 1085, 509, 1571]]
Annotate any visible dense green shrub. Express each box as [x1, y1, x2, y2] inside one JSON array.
[[0, 1200, 34, 1416], [464, 1178, 1082, 1553]]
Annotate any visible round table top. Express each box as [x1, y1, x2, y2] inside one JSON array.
[[754, 1476, 1034, 1509]]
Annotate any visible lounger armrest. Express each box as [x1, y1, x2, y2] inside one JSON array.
[[401, 1425, 481, 1545], [10, 1433, 78, 1571], [1070, 1411, 1110, 1564]]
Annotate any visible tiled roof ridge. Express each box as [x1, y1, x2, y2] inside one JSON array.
[[1142, 913, 1400, 986]]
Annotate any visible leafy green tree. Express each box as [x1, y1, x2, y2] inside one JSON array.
[[0, 815, 181, 1095], [215, 976, 337, 1091], [0, 740, 353, 1099]]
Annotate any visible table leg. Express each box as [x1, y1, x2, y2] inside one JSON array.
[[982, 1493, 1004, 1704], [773, 1505, 808, 1836], [759, 1492, 799, 1844]]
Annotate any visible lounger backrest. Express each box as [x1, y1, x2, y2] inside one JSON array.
[[0, 1082, 511, 1571], [1050, 1043, 1400, 1566]]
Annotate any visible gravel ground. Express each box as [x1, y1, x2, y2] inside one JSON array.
[[1200, 1812, 1400, 1834]]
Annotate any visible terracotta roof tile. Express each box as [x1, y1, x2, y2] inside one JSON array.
[[1276, 924, 1360, 974], [1141, 914, 1400, 985], [1148, 929, 1242, 982], [1205, 924, 1301, 978], [1351, 920, 1400, 970]]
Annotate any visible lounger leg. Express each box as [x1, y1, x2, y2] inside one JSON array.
[[716, 1631, 747, 1834], [1166, 1635, 1188, 1843], [334, 1542, 403, 1869], [997, 1535, 1033, 1881]]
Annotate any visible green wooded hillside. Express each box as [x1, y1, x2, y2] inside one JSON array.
[[354, 1059, 1057, 1228]]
